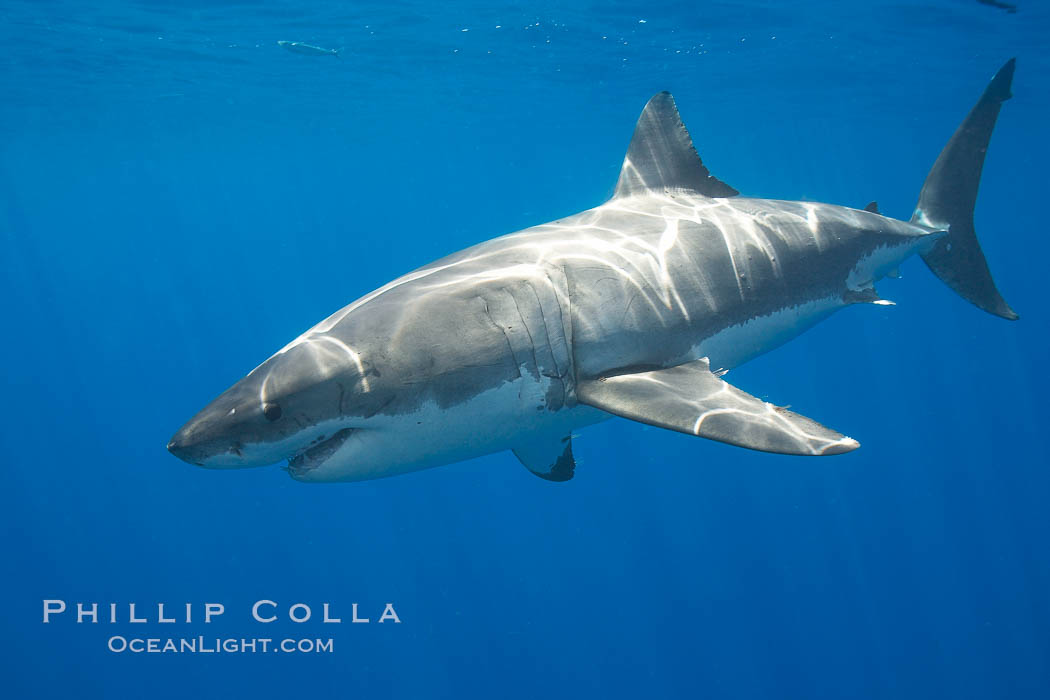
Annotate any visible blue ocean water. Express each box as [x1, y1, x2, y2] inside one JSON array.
[[2, 0, 1048, 697]]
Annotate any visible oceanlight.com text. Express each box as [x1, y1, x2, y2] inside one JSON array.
[[107, 636, 334, 654]]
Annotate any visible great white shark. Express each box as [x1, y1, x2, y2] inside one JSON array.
[[169, 60, 1018, 483]]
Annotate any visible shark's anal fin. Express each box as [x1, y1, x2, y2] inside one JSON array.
[[614, 92, 738, 199], [513, 436, 575, 481], [576, 359, 859, 456]]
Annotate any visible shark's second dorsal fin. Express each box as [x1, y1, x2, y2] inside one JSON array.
[[613, 92, 738, 199]]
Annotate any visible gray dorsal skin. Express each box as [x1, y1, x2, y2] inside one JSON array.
[[513, 436, 575, 481], [167, 61, 1018, 484], [614, 92, 738, 198], [913, 58, 1017, 320], [577, 358, 859, 456]]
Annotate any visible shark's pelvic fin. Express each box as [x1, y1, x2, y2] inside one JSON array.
[[912, 58, 1018, 320], [613, 92, 738, 199], [576, 358, 859, 456], [513, 435, 575, 481]]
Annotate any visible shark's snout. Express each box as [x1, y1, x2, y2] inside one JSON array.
[[166, 434, 198, 464], [167, 414, 237, 467], [167, 395, 271, 469]]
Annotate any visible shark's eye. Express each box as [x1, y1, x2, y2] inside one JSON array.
[[263, 403, 282, 421]]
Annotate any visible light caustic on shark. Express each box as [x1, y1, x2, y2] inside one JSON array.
[[169, 60, 1019, 483]]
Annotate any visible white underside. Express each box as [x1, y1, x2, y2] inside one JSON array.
[[293, 375, 606, 482], [690, 295, 846, 372]]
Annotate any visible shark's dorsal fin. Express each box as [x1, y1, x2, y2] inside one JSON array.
[[864, 201, 880, 214], [614, 92, 738, 199]]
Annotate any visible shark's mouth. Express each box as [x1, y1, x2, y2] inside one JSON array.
[[286, 428, 354, 477]]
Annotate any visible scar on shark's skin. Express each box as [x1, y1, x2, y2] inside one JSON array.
[[169, 60, 1019, 484]]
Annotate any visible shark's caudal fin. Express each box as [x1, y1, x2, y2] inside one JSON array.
[[614, 92, 738, 198], [912, 59, 1018, 320]]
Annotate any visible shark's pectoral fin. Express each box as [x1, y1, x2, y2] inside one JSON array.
[[513, 435, 575, 481], [576, 358, 859, 456], [613, 92, 738, 199]]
